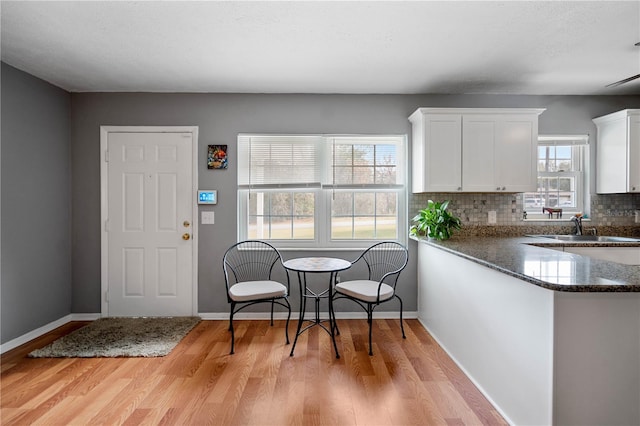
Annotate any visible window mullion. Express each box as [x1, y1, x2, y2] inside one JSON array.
[[351, 192, 355, 239]]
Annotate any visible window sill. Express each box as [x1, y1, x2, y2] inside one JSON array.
[[277, 246, 365, 252], [523, 217, 591, 223]]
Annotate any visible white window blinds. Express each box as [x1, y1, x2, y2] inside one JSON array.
[[238, 134, 404, 189], [538, 135, 589, 146], [238, 135, 323, 189]]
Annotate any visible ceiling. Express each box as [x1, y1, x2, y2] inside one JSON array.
[[2, 1, 640, 95]]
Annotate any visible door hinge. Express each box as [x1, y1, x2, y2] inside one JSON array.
[[105, 290, 109, 303], [104, 219, 109, 232], [104, 150, 109, 162]]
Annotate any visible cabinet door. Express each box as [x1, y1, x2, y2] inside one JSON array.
[[495, 115, 538, 192], [628, 115, 640, 192], [413, 114, 462, 192], [462, 115, 497, 191], [596, 115, 628, 194], [462, 114, 537, 192]]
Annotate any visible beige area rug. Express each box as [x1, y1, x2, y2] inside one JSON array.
[[28, 316, 201, 358]]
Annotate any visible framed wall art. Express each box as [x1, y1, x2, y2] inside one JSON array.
[[207, 145, 228, 169]]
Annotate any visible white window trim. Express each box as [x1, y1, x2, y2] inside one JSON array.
[[524, 135, 589, 221], [237, 134, 407, 249]]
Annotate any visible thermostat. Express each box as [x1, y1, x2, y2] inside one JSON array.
[[198, 190, 217, 205]]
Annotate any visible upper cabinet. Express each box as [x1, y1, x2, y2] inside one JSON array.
[[593, 109, 640, 194], [409, 108, 545, 193]]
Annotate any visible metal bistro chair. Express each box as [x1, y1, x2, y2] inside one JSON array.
[[332, 241, 409, 355], [223, 240, 292, 354]]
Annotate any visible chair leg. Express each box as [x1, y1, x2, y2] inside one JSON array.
[[229, 302, 236, 355], [367, 304, 374, 356], [270, 300, 275, 326], [397, 295, 406, 339], [330, 294, 340, 336], [284, 298, 291, 345]]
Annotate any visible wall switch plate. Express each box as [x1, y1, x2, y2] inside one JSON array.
[[201, 211, 215, 225], [488, 211, 497, 224]]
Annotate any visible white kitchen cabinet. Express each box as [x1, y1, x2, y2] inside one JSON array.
[[593, 109, 640, 193], [563, 246, 640, 265], [409, 108, 545, 193], [410, 112, 462, 192]]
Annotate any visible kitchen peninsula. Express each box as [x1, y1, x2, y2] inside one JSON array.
[[415, 235, 640, 426]]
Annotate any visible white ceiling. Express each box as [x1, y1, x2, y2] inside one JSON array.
[[2, 1, 640, 95]]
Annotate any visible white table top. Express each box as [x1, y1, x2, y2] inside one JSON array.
[[283, 256, 352, 273]]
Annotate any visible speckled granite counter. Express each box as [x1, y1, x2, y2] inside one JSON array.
[[413, 235, 640, 291]]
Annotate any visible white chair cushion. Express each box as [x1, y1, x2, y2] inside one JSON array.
[[335, 280, 394, 303], [229, 280, 287, 302]]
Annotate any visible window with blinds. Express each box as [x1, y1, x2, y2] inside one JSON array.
[[523, 135, 589, 219], [238, 135, 322, 189], [237, 134, 406, 248]]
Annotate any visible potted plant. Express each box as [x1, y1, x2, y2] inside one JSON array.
[[410, 200, 461, 240]]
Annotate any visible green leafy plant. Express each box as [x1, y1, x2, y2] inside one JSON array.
[[410, 200, 461, 240]]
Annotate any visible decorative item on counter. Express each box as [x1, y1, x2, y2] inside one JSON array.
[[523, 211, 528, 220], [542, 206, 563, 218], [410, 199, 461, 240]]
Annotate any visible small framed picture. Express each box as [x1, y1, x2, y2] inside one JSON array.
[[207, 145, 228, 169]]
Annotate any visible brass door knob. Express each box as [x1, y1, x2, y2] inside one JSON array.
[[182, 233, 191, 240]]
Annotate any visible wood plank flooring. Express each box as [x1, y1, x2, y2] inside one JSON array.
[[1, 319, 506, 425]]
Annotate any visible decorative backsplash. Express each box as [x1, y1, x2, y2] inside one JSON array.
[[409, 192, 640, 235], [590, 193, 640, 226]]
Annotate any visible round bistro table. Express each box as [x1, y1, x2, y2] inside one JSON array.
[[283, 256, 352, 358]]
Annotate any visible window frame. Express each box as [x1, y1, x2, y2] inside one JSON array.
[[524, 135, 589, 221], [237, 134, 407, 249]]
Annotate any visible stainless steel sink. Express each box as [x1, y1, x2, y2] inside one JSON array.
[[531, 235, 640, 242]]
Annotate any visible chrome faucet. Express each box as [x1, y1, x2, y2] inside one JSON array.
[[570, 215, 583, 235]]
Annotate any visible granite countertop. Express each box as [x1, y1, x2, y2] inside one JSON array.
[[413, 235, 640, 292]]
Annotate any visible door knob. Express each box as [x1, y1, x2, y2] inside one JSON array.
[[182, 233, 191, 240]]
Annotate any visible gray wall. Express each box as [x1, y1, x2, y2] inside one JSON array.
[[70, 93, 418, 314], [1, 63, 71, 344], [2, 62, 639, 344], [70, 92, 640, 314]]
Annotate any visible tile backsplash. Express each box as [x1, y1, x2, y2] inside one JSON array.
[[590, 193, 640, 226], [410, 192, 640, 233]]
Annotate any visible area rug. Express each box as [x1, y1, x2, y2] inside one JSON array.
[[28, 316, 201, 358]]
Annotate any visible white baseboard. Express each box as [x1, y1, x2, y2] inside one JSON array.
[[0, 313, 101, 354], [1, 311, 417, 354], [199, 311, 418, 321]]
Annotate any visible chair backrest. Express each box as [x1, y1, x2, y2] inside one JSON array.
[[223, 240, 283, 289], [356, 241, 409, 287]]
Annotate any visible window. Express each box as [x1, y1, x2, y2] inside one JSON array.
[[524, 135, 589, 219], [238, 135, 406, 248]]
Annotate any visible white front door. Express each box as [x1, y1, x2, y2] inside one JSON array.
[[100, 127, 198, 317]]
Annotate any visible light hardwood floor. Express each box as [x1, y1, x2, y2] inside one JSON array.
[[1, 319, 506, 425]]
